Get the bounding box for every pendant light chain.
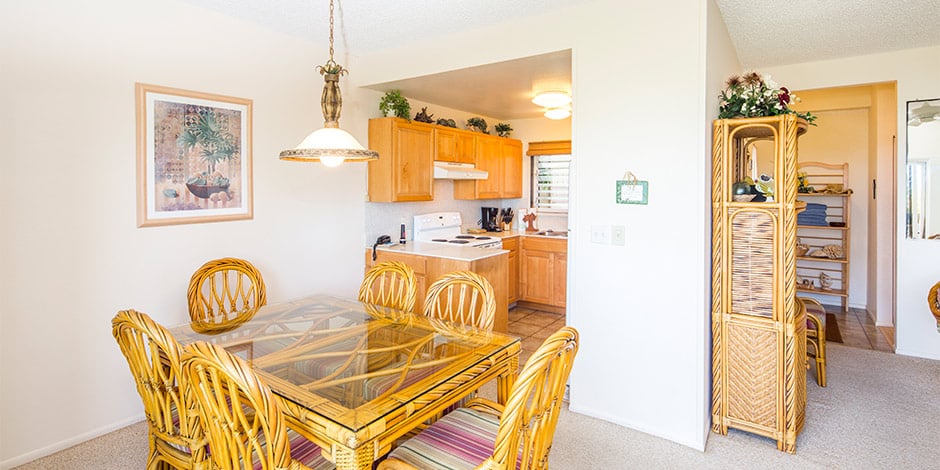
[319,0,346,76]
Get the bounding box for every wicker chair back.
[187,257,266,331]
[359,261,418,312]
[423,271,496,331]
[111,309,206,469]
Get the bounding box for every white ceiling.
[182,0,940,119]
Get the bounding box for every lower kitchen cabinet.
[502,236,520,304]
[365,248,509,333]
[520,236,567,311]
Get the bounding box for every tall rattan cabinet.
[711,115,808,453]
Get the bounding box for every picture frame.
[616,179,648,205]
[136,83,253,227]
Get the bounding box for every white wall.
[764,46,940,359]
[356,0,725,451]
[0,0,370,465]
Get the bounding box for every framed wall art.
[136,83,253,227]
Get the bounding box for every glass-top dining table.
[172,294,521,470]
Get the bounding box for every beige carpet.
[14,344,940,469]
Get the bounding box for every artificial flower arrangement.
[719,72,816,124]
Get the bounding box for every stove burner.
[448,240,470,244]
[431,239,449,242]
[474,236,492,240]
[455,235,476,239]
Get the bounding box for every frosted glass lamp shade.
[532,91,572,108]
[279,127,378,165]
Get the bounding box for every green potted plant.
[466,117,488,134]
[379,90,411,119]
[494,122,513,137]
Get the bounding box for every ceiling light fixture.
[280,0,378,167]
[532,90,572,108]
[544,106,572,120]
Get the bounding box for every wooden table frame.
[175,296,520,470]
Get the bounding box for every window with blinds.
[531,154,572,212]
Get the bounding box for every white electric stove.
[413,212,503,249]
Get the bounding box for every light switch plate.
[611,225,626,246]
[591,225,610,244]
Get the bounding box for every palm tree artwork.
[177,106,238,200]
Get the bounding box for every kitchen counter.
[479,229,568,239]
[375,241,507,262]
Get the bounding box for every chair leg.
[806,312,827,387]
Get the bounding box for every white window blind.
[532,154,572,211]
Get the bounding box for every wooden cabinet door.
[500,139,523,198]
[394,122,433,201]
[435,128,476,164]
[475,136,502,199]
[552,252,567,307]
[521,249,552,304]
[503,237,520,303]
[435,128,458,162]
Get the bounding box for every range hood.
[433,161,488,180]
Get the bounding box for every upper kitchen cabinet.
[500,139,523,199]
[368,118,434,202]
[454,135,523,200]
[435,127,475,164]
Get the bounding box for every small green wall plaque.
[616,180,648,205]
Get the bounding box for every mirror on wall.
[906,98,940,239]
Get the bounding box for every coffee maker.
[481,207,500,232]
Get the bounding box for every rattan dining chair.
[359,261,418,312]
[377,326,579,470]
[182,341,335,470]
[187,257,266,331]
[423,271,496,331]
[111,309,207,470]
[798,297,827,387]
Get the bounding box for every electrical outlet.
[611,225,626,246]
[590,225,610,244]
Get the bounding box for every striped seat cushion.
[386,407,518,469]
[248,429,334,470]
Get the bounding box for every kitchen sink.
[534,230,568,237]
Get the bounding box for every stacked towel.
[798,203,828,226]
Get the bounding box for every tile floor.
[509,304,896,356]
[821,305,894,353]
[508,306,567,365]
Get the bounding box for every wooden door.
[521,249,552,304]
[500,139,523,198]
[503,237,520,303]
[475,136,502,199]
[394,122,433,201]
[552,252,567,307]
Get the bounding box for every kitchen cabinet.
[502,236,520,303]
[365,248,509,333]
[519,236,567,312]
[435,128,475,164]
[454,135,523,200]
[367,118,434,202]
[500,139,523,199]
[795,162,851,312]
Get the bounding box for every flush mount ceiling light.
[532,90,572,108]
[544,106,572,120]
[279,0,378,167]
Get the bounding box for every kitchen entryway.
[508,306,566,365]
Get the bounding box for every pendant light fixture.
[280,0,378,167]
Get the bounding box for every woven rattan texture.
[379,326,578,470]
[423,271,496,331]
[359,261,418,312]
[726,323,777,428]
[182,341,313,470]
[731,210,775,318]
[112,310,207,469]
[187,257,266,331]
